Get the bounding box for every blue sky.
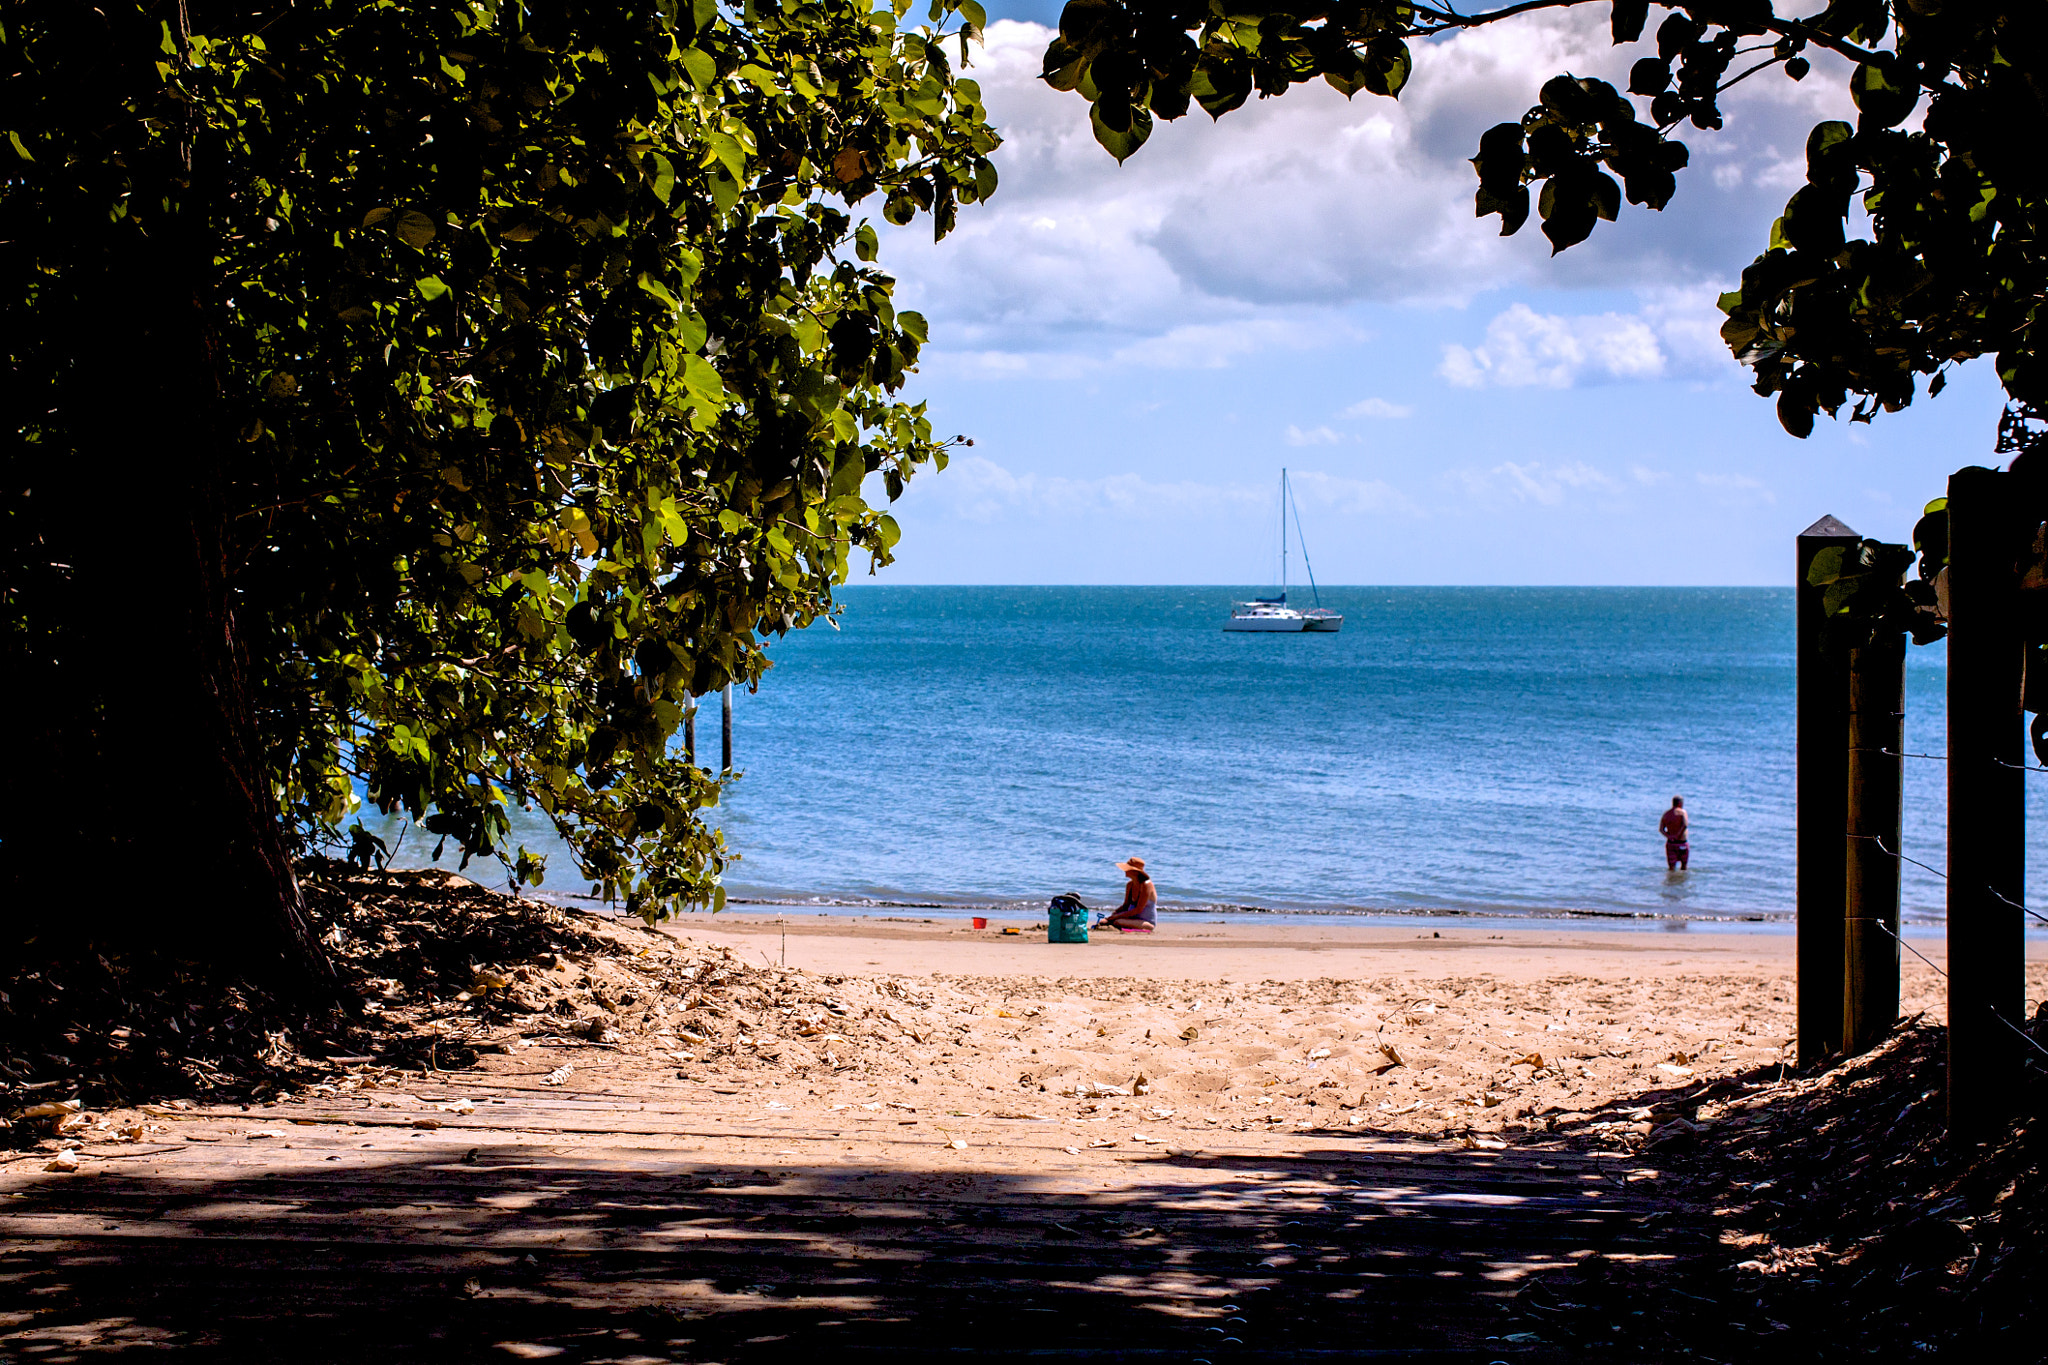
[865,6,2001,586]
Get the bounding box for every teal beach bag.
[1048,894,1089,944]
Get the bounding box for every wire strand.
[1856,919,2048,1062]
[1848,833,1950,883]
[1848,747,1949,761]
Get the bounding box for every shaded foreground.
[1,1110,1674,1362]
[3,877,2043,1360]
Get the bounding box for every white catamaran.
[1224,469,1343,633]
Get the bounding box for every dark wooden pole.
[1797,514,1860,1065]
[684,702,697,766]
[1843,625,1905,1054]
[721,682,734,775]
[1946,466,2027,1138]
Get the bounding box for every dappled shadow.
[1497,1022,2048,1361]
[0,1134,1694,1362]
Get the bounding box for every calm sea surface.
[384,586,2048,928]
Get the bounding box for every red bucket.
[971,916,988,930]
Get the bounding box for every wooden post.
[721,682,734,775]
[1842,625,1905,1054]
[1797,514,1860,1066]
[684,701,697,766]
[1946,466,2027,1138]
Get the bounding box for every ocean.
[378,586,2039,930]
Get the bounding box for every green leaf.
[394,209,438,249]
[1806,545,1847,587]
[1090,102,1153,162]
[648,152,677,205]
[681,46,717,89]
[415,275,449,301]
[876,513,901,550]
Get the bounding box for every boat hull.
[1302,614,1343,632]
[1223,615,1308,632]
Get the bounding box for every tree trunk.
[6,224,331,994]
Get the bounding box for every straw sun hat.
[1116,856,1147,875]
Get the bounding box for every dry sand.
[634,912,2024,1151]
[14,899,2048,1360]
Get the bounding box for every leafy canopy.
[1036,2,2045,445]
[3,0,999,916]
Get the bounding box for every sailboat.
[1224,469,1343,632]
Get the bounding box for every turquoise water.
[383,586,2030,926]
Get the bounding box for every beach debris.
[1132,1074,1152,1096]
[1071,1081,1128,1099]
[765,1101,791,1111]
[246,1129,289,1140]
[412,1117,443,1129]
[1377,1044,1405,1069]
[947,1139,967,1150]
[1647,1117,1703,1149]
[542,1063,574,1085]
[44,1152,81,1172]
[1062,1145,1081,1155]
[1657,1062,1695,1078]
[437,1099,478,1114]
[1180,1026,1200,1041]
[1513,1052,1545,1069]
[1308,1047,1331,1059]
[1131,1132,1164,1144]
[1088,1138,1117,1148]
[13,1099,81,1123]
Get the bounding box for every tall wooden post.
[721,682,734,775]
[684,701,697,766]
[1798,514,1860,1065]
[1843,625,1905,1054]
[1946,466,2027,1138]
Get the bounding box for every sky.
[858,3,2004,586]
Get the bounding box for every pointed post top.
[1799,514,1859,539]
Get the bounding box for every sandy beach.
[11,885,2047,1359]
[639,911,2035,1148]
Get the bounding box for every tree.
[2,0,999,982]
[1035,1,2044,454]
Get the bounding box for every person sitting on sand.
[1659,796,1690,871]
[1100,857,1158,932]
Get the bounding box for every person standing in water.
[1100,856,1158,932]
[1659,797,1690,870]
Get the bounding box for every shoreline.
[532,889,1986,938]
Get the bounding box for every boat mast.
[1280,469,1288,603]
[1287,476,1324,609]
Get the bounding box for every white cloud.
[1631,464,1673,485]
[1695,471,1776,505]
[1451,460,1620,505]
[910,455,1419,522]
[1343,397,1414,419]
[1286,424,1345,446]
[885,17,1856,350]
[1439,303,1665,388]
[1111,319,1348,370]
